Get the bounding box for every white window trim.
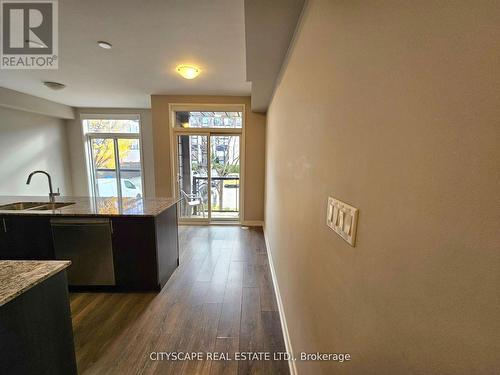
[80,114,145,199]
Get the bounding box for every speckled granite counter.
[0,196,179,217]
[0,260,77,373]
[0,260,71,307]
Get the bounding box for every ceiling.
[0,0,251,108]
[244,0,305,112]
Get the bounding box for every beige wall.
[265,1,500,374]
[151,95,266,222]
[66,108,155,198]
[0,106,73,196]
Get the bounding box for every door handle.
[2,218,6,233]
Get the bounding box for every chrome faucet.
[26,170,60,202]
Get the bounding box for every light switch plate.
[326,197,359,246]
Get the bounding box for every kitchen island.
[0,196,180,291]
[0,260,76,375]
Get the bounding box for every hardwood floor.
[70,225,289,375]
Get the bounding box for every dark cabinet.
[111,216,158,290]
[110,207,179,291]
[0,216,54,260]
[0,271,77,375]
[0,218,9,258]
[0,206,179,291]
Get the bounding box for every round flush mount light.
[97,41,112,49]
[176,64,200,79]
[43,81,66,90]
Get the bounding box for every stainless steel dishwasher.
[50,218,116,286]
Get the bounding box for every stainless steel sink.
[0,202,75,211]
[0,202,48,210]
[31,202,75,210]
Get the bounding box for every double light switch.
[326,197,358,246]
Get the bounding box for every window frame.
[175,111,243,130]
[81,114,145,200]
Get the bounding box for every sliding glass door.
[175,131,242,223]
[210,135,240,220]
[173,108,244,223]
[176,134,209,220]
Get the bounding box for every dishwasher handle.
[50,218,111,226]
[50,218,114,234]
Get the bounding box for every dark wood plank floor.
[70,226,289,375]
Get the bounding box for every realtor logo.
[1,0,58,69]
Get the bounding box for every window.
[174,111,242,129]
[82,116,144,199]
[83,118,140,133]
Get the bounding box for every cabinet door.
[0,216,54,260]
[0,217,11,259]
[111,217,158,290]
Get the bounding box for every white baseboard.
[179,220,263,227]
[263,225,298,375]
[241,220,264,226]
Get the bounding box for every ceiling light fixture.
[43,81,66,90]
[97,41,112,49]
[176,65,200,79]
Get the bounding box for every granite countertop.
[0,260,71,307]
[0,196,180,217]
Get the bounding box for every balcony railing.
[192,176,239,214]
